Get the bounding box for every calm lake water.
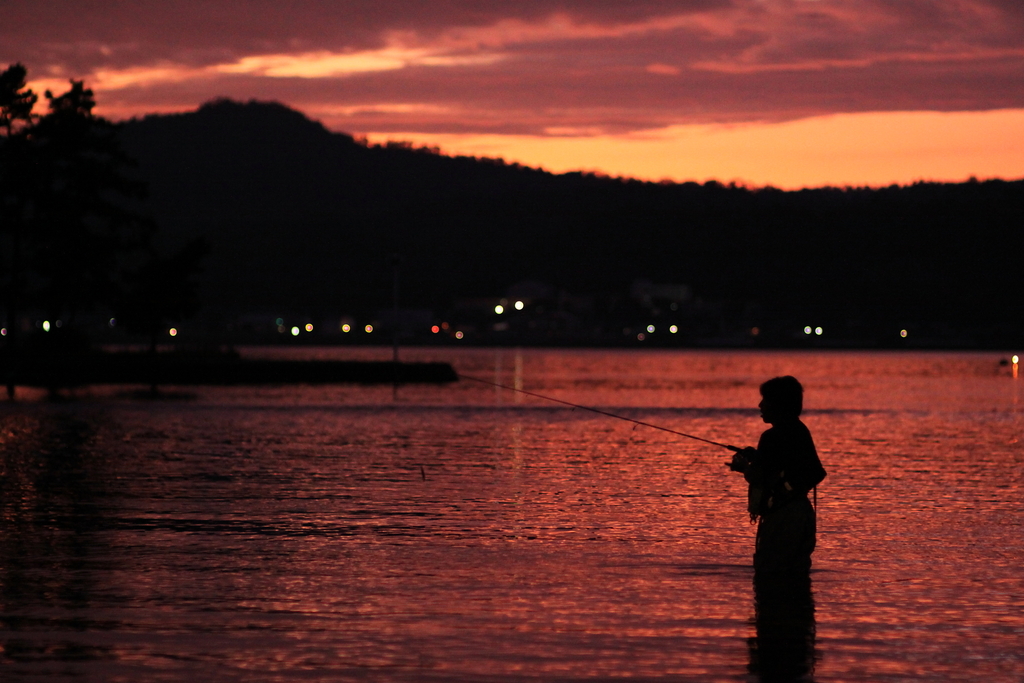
[1,348,1022,682]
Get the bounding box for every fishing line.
[459,373,740,452]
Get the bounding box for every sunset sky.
[5,0,1024,188]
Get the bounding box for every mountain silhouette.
[118,99,1024,343]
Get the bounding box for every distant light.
[441,322,450,330]
[646,325,655,333]
[669,325,678,334]
[305,323,313,332]
[751,327,760,336]
[455,330,464,339]
[55,320,62,328]
[814,327,823,336]
[291,326,300,336]
[169,328,178,337]
[341,323,351,333]
[637,332,646,341]
[804,326,812,335]
[0,328,6,336]
[364,324,373,333]
[277,325,286,334]
[514,301,524,310]
[275,318,284,326]
[900,329,908,338]
[494,305,504,315]
[1013,355,1019,364]
[431,325,440,334]
[42,320,51,332]
[109,318,116,327]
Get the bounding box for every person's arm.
[728,447,758,476]
[784,426,826,495]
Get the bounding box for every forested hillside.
[118,99,1024,343]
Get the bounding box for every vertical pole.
[391,253,401,399]
[5,222,22,399]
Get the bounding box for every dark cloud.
[3,0,1023,134]
[2,0,731,67]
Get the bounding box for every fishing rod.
[459,372,741,452]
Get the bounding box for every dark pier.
[0,353,458,388]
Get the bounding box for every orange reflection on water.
[0,349,1021,680]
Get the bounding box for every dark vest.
[746,419,826,516]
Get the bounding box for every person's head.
[759,375,803,423]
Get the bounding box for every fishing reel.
[727,446,756,472]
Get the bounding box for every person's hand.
[727,447,756,472]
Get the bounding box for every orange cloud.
[645,63,681,76]
[215,48,502,79]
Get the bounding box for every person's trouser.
[754,495,816,574]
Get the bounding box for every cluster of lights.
[494,300,526,315]
[803,326,824,336]
[37,320,64,332]
[337,322,372,334]
[628,323,682,340]
[275,318,317,336]
[347,321,481,335]
[428,322,464,339]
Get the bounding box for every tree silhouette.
[27,79,153,322]
[2,63,208,397]
[0,63,36,136]
[116,237,210,352]
[1,64,38,354]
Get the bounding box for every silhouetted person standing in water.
[730,376,826,574]
[730,377,824,679]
